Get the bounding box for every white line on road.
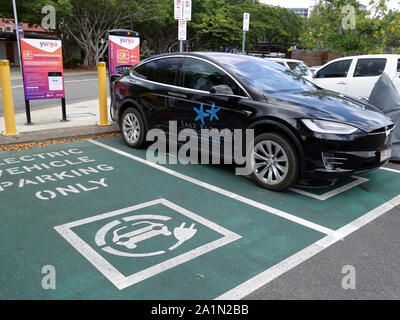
[87,139,334,235]
[216,194,400,300]
[88,139,400,299]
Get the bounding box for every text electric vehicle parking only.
[110,52,394,191]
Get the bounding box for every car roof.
[140,51,286,67]
[328,54,400,62]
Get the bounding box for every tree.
[191,0,304,51]
[300,0,393,55]
[135,0,178,55]
[60,0,156,66]
[384,11,400,53]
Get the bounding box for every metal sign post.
[175,0,191,53]
[242,12,250,54]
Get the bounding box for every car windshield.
[213,54,317,94]
[287,61,313,76]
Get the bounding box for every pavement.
[0,97,119,146]
[0,67,117,145]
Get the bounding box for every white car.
[312,54,400,99]
[263,58,314,80]
[309,66,321,74]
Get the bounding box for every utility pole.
[242,12,250,54]
[12,0,23,74]
[175,0,191,53]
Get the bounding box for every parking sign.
[183,0,192,21]
[243,12,250,31]
[174,0,183,20]
[178,20,187,41]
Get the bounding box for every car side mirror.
[210,85,234,96]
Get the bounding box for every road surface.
[0,72,107,116]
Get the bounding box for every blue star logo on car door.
[194,103,220,125]
[194,104,210,125]
[207,103,220,121]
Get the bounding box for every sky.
[259,0,399,11]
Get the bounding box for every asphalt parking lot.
[1,135,400,300]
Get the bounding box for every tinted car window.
[397,59,400,72]
[214,55,317,94]
[317,60,352,78]
[133,58,181,85]
[182,58,243,95]
[353,58,387,77]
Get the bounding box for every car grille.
[369,124,395,135]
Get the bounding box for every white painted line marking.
[54,198,241,290]
[216,194,400,300]
[380,166,400,174]
[87,139,334,235]
[289,176,369,201]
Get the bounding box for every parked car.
[263,58,314,80]
[111,52,394,191]
[309,66,321,74]
[312,54,400,99]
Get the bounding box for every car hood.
[268,89,393,133]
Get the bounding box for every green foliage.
[300,0,398,55]
[2,0,398,58]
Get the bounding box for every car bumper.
[301,130,393,178]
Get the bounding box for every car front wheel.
[250,133,299,191]
[120,107,146,148]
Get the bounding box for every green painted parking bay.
[98,136,400,230]
[0,140,324,299]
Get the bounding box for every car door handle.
[168,92,187,99]
[337,81,346,85]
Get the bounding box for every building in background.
[0,18,80,67]
[261,0,314,18]
[287,7,312,18]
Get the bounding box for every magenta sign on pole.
[20,38,65,100]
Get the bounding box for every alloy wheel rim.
[253,140,289,185]
[122,113,140,144]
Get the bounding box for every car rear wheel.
[250,133,299,191]
[120,107,146,148]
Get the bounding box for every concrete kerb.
[0,123,120,146]
[0,97,117,146]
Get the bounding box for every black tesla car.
[111,52,394,191]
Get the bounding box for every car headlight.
[301,119,358,134]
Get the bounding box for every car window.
[287,61,312,76]
[273,61,285,67]
[182,57,244,96]
[217,55,317,94]
[132,58,181,85]
[397,59,400,73]
[353,58,387,77]
[317,60,352,78]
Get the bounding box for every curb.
[0,123,120,147]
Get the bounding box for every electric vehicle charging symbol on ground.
[95,214,197,257]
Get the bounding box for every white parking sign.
[243,12,250,31]
[178,20,187,41]
[174,0,183,20]
[183,0,192,21]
